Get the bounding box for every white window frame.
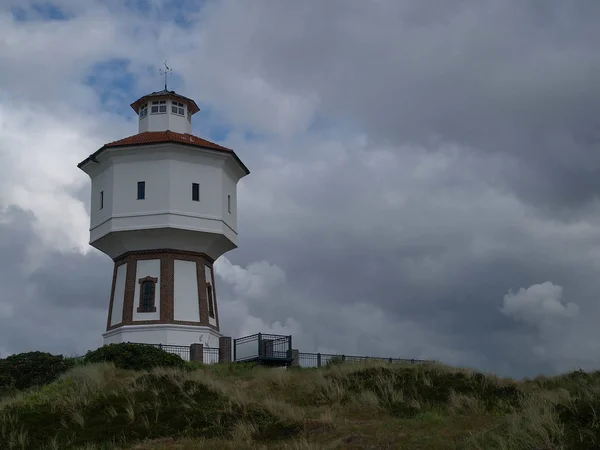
[139,103,148,119]
[151,100,167,114]
[171,101,185,116]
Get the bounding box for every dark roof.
[77,130,249,174]
[130,90,200,115]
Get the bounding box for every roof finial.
[159,60,173,91]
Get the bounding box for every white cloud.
[0,102,100,256]
[215,257,286,300]
[500,281,579,326]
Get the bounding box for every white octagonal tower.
[78,89,249,349]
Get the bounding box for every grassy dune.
[1,359,599,449]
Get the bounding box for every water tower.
[78,82,249,349]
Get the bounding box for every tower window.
[206,281,215,318]
[227,195,231,213]
[100,191,104,210]
[151,100,167,114]
[137,277,158,313]
[187,110,191,123]
[192,183,200,202]
[171,101,185,115]
[139,103,148,119]
[137,181,145,200]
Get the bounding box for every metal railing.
[203,347,220,364]
[297,352,429,368]
[99,341,432,367]
[132,342,191,361]
[233,333,292,362]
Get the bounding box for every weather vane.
[159,60,173,90]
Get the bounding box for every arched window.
[137,276,158,313]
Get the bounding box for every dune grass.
[1,359,600,449]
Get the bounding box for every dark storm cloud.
[0,207,106,356]
[218,130,600,377]
[202,0,600,211]
[28,250,112,308]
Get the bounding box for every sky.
[1,0,600,379]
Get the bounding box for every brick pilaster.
[190,343,204,363]
[219,336,232,363]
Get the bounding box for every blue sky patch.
[123,0,206,28]
[85,59,137,118]
[193,106,233,142]
[244,130,269,142]
[12,3,71,22]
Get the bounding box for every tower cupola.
[131,90,200,135]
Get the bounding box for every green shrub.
[0,351,75,391]
[0,372,302,449]
[84,343,186,371]
[337,366,524,418]
[556,392,600,450]
[0,365,15,394]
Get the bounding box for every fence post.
[317,353,322,368]
[158,343,162,350]
[289,335,292,354]
[389,357,392,363]
[190,343,204,363]
[257,333,262,357]
[342,355,346,362]
[219,336,232,364]
[290,349,300,368]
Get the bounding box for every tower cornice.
[77,130,250,176]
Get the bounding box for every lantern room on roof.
[131,89,200,134]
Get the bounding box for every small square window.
[192,183,200,202]
[151,100,167,114]
[137,181,145,200]
[227,195,231,213]
[100,191,104,210]
[171,102,185,115]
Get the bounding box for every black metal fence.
[133,343,191,361]
[233,333,292,362]
[203,347,220,364]
[118,340,431,367]
[297,352,429,368]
